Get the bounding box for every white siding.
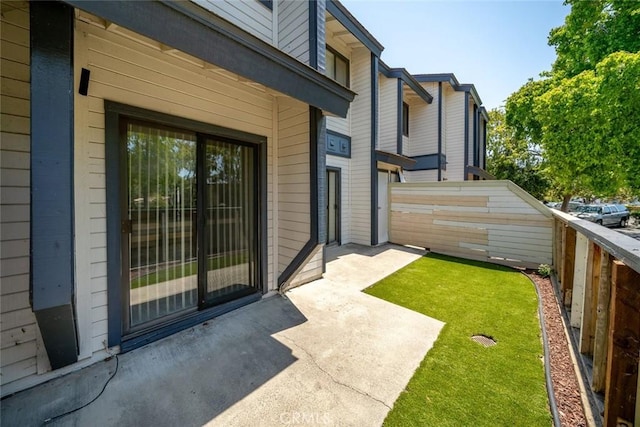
[277,103,310,274]
[409,82,438,157]
[0,3,39,388]
[326,154,351,244]
[289,244,323,287]
[389,181,553,269]
[405,170,438,182]
[444,88,465,181]
[324,19,351,136]
[75,20,276,355]
[193,0,274,44]
[378,75,397,152]
[278,0,309,64]
[349,48,372,245]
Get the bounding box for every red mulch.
[526,271,588,427]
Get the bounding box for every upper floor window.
[257,0,273,10]
[402,102,409,136]
[326,46,349,87]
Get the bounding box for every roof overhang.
[375,150,417,169]
[379,61,433,104]
[326,0,384,56]
[414,73,482,106]
[479,106,489,122]
[64,0,355,117]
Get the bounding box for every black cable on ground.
[524,272,562,427]
[43,355,119,425]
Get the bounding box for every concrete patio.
[1,244,444,427]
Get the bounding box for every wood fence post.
[571,233,589,327]
[593,251,612,392]
[604,261,640,427]
[562,227,577,307]
[579,241,598,354]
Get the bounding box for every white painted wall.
[444,88,465,181]
[409,82,438,158]
[193,0,275,44]
[406,100,432,157]
[378,75,397,152]
[389,181,553,269]
[276,102,310,274]
[349,48,372,245]
[0,3,39,389]
[405,170,438,182]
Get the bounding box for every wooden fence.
[553,210,640,427]
[389,181,553,269]
[388,181,640,425]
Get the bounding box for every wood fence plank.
[579,241,597,354]
[593,251,612,392]
[581,244,601,355]
[562,227,577,307]
[604,261,640,427]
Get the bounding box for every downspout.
[371,53,379,246]
[483,118,487,170]
[396,78,403,155]
[463,91,469,180]
[473,104,478,169]
[437,82,442,181]
[30,1,79,369]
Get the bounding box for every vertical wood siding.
[389,181,553,269]
[444,89,464,180]
[193,0,274,44]
[349,48,371,245]
[0,3,39,387]
[326,155,351,244]
[276,103,310,274]
[277,0,309,64]
[377,75,396,152]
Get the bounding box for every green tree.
[506,0,640,210]
[486,108,549,200]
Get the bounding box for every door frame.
[104,101,267,350]
[326,166,341,246]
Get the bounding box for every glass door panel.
[203,139,258,305]
[127,122,198,328]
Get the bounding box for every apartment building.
[0,0,488,394]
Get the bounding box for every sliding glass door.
[124,120,259,333]
[203,139,258,305]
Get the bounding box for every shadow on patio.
[1,244,443,427]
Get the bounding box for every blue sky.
[340,0,570,110]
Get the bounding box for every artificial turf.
[364,253,551,427]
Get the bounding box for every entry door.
[378,171,389,243]
[124,119,259,333]
[326,168,340,245]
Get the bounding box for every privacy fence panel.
[389,181,553,269]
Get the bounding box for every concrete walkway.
[1,244,444,427]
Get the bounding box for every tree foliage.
[505,0,640,206]
[486,108,549,200]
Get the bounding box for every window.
[257,0,273,10]
[402,102,409,136]
[326,46,349,87]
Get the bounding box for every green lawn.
[364,253,551,427]
[131,252,247,289]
